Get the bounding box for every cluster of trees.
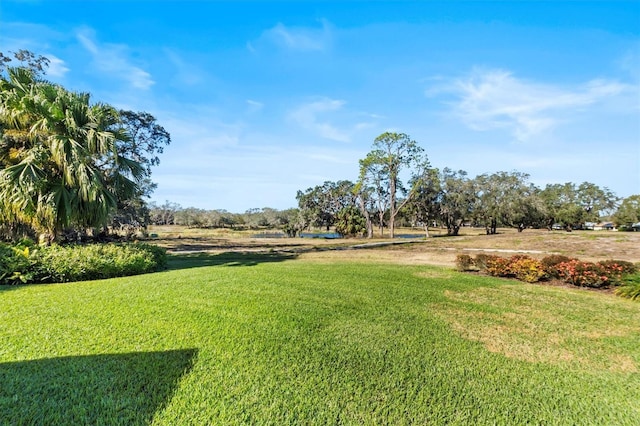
[295,132,636,238]
[148,131,636,240]
[148,202,303,233]
[147,202,307,237]
[0,50,169,242]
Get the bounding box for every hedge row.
[456,253,639,297]
[0,242,167,285]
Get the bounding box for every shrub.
[508,256,547,283]
[596,260,637,284]
[455,254,476,271]
[481,255,547,283]
[0,243,166,285]
[0,243,35,284]
[35,243,167,283]
[485,256,513,277]
[615,273,640,301]
[135,243,168,270]
[541,255,575,278]
[335,206,367,237]
[555,260,612,288]
[474,253,499,271]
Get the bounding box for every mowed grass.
[1,252,639,425]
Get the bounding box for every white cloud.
[429,68,631,141]
[288,98,351,142]
[246,99,264,113]
[44,54,69,77]
[76,27,154,90]
[256,20,332,52]
[288,98,380,143]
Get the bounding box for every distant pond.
[300,232,342,239]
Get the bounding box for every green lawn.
[1,252,639,425]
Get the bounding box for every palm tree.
[0,66,144,241]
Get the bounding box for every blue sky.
[1,1,639,212]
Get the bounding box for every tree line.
[148,131,638,239]
[147,202,303,236]
[296,132,637,237]
[0,50,170,243]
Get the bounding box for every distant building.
[593,222,615,231]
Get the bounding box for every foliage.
[149,201,182,225]
[474,171,545,234]
[108,110,171,232]
[0,52,148,241]
[596,259,637,277]
[615,273,640,301]
[278,208,307,237]
[358,132,428,238]
[296,180,356,231]
[555,260,613,288]
[0,242,36,284]
[0,242,166,284]
[540,254,576,278]
[334,205,367,237]
[485,255,515,277]
[455,254,476,271]
[612,194,640,227]
[35,243,167,283]
[403,167,441,237]
[540,182,618,230]
[463,253,635,290]
[0,50,50,76]
[508,255,547,283]
[473,253,499,271]
[438,168,475,236]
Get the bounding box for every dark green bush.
[0,243,36,284]
[615,273,640,301]
[0,243,166,285]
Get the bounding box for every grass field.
[1,250,639,424]
[148,225,640,265]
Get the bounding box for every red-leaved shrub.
[541,255,575,278]
[555,260,611,288]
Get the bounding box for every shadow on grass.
[166,251,299,270]
[0,349,197,425]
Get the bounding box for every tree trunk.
[423,224,430,238]
[390,217,395,238]
[389,172,396,239]
[357,197,374,239]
